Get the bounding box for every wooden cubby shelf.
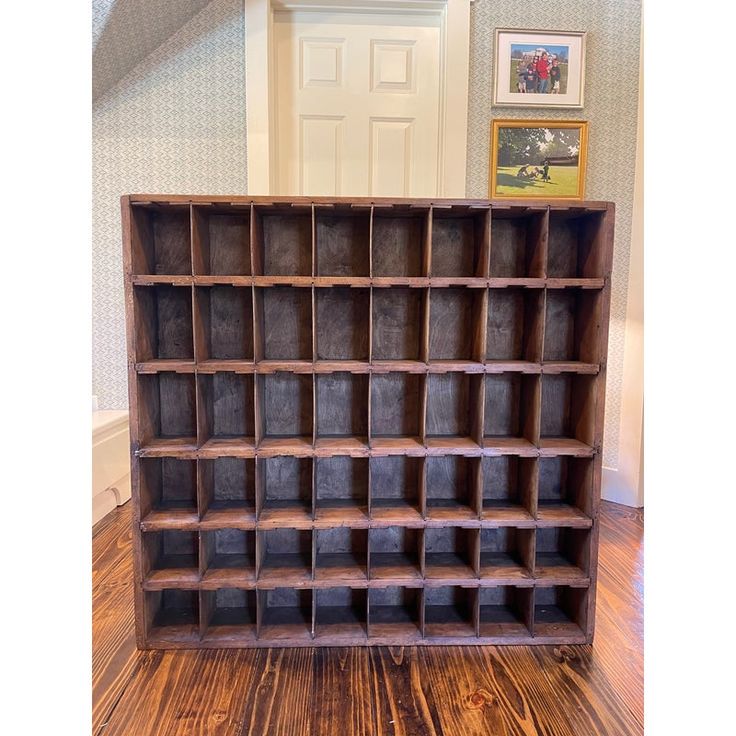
[124,195,613,647]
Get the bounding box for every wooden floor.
[93,501,643,735]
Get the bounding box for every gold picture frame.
[489,119,588,200]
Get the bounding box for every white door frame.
[244,0,470,196]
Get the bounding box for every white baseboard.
[602,466,643,508]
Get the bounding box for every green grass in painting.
[495,166,580,197]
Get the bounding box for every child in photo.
[550,59,561,93]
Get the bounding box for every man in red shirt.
[536,52,551,93]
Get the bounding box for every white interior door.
[273,10,442,197]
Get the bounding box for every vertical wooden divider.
[472,456,483,520]
[470,373,485,449]
[523,457,539,522]
[529,206,550,279]
[471,586,480,637]
[418,456,428,520]
[470,526,481,578]
[256,589,264,640]
[523,586,535,638]
[199,589,210,640]
[311,588,317,640]
[419,527,426,579]
[191,204,207,276]
[419,587,427,638]
[254,456,264,521]
[250,203,264,276]
[478,206,492,279]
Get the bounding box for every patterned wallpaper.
[92,0,640,469]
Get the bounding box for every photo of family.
[510,44,569,95]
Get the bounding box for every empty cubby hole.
[489,209,546,278]
[537,456,594,520]
[425,373,482,444]
[369,456,422,518]
[315,587,367,639]
[316,373,369,440]
[201,589,257,640]
[424,527,478,578]
[137,373,197,446]
[314,456,369,520]
[258,588,313,641]
[256,286,312,362]
[371,287,425,362]
[368,586,422,638]
[315,528,368,581]
[202,529,256,575]
[139,457,197,517]
[481,456,536,519]
[486,288,544,362]
[534,585,588,636]
[370,373,423,440]
[478,586,532,638]
[198,373,255,446]
[424,586,477,638]
[430,206,490,278]
[130,204,191,275]
[146,589,199,640]
[315,207,370,276]
[315,287,369,361]
[199,457,256,516]
[257,373,313,447]
[428,288,485,361]
[483,373,539,444]
[134,285,193,362]
[142,530,199,575]
[540,374,597,447]
[425,456,480,520]
[258,456,312,522]
[192,206,251,275]
[535,527,591,578]
[369,527,422,580]
[543,289,602,363]
[480,528,534,579]
[258,528,312,582]
[254,205,312,276]
[372,207,429,277]
[195,286,254,362]
[547,210,607,278]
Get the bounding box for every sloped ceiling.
[93,0,212,101]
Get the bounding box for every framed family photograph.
[493,28,586,108]
[489,119,588,200]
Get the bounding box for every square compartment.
[535,527,591,580]
[315,587,367,640]
[425,373,482,450]
[369,527,422,581]
[315,288,370,361]
[199,457,256,522]
[197,373,255,452]
[137,373,197,449]
[481,456,536,522]
[314,456,369,522]
[258,588,313,641]
[543,290,602,364]
[370,373,423,448]
[430,207,490,278]
[368,586,422,639]
[255,206,312,276]
[195,286,254,362]
[478,587,532,638]
[534,585,588,637]
[257,373,313,452]
[489,210,546,278]
[315,373,369,450]
[258,456,313,523]
[372,208,429,277]
[537,456,594,523]
[424,586,477,638]
[540,374,597,451]
[142,530,199,581]
[139,457,197,519]
[428,288,484,362]
[130,205,191,275]
[258,528,312,583]
[146,589,199,642]
[547,210,607,279]
[256,286,312,362]
[315,528,368,581]
[201,589,257,642]
[315,208,370,276]
[371,288,426,363]
[486,288,544,363]
[425,456,479,521]
[369,456,423,521]
[424,527,478,579]
[201,529,256,584]
[134,285,193,362]
[483,374,539,451]
[479,528,534,581]
[192,207,251,275]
